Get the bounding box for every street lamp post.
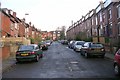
[25,13,29,23]
[24,13,29,38]
[97,25,100,42]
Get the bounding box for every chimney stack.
[22,18,25,22]
[99,0,104,9]
[29,22,31,26]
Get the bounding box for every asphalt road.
[2,42,120,78]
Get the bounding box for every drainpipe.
[97,25,100,42]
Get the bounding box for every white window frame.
[15,23,17,29]
[108,8,112,19]
[118,22,120,35]
[117,4,120,18]
[109,22,112,35]
[10,23,14,30]
[96,16,98,25]
[100,12,102,22]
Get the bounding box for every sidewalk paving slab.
[105,52,115,60]
[2,56,16,73]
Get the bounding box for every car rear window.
[19,45,34,51]
[91,44,103,48]
[76,42,85,46]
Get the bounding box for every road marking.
[66,47,69,48]
[70,61,78,64]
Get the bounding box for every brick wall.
[2,46,10,60]
[1,11,11,37]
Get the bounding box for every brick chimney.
[22,18,25,22]
[99,0,104,9]
[2,8,8,13]
[29,22,31,26]
[8,9,13,15]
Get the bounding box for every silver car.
[73,41,85,52]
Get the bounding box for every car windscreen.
[91,44,103,48]
[19,45,34,51]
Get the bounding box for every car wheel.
[114,64,120,76]
[85,52,89,58]
[16,59,20,63]
[74,48,76,51]
[40,54,43,58]
[35,55,39,62]
[80,51,83,56]
[101,55,105,58]
[80,52,83,55]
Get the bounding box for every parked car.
[61,40,68,45]
[45,40,52,46]
[68,40,75,49]
[16,44,43,62]
[81,42,105,58]
[114,49,120,76]
[38,41,48,50]
[73,41,85,52]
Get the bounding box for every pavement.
[1,52,115,74]
[2,56,16,73]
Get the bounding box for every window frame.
[109,23,113,35]
[117,4,120,19]
[117,22,120,35]
[108,8,112,20]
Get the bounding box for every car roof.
[75,41,85,43]
[21,44,38,47]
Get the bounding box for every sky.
[1,0,105,31]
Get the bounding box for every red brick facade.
[1,8,42,60]
[66,0,120,46]
[1,8,11,37]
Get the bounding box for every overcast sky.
[1,0,105,31]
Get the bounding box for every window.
[102,13,105,23]
[10,23,14,30]
[27,27,29,32]
[96,16,98,25]
[118,23,120,35]
[32,31,34,35]
[19,45,34,51]
[91,43,103,48]
[100,25,104,36]
[15,23,17,29]
[84,43,89,47]
[100,12,102,22]
[92,18,94,25]
[109,23,112,35]
[35,46,39,50]
[117,5,120,18]
[108,9,112,19]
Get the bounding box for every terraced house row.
[0,8,42,60]
[66,0,120,50]
[0,8,41,39]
